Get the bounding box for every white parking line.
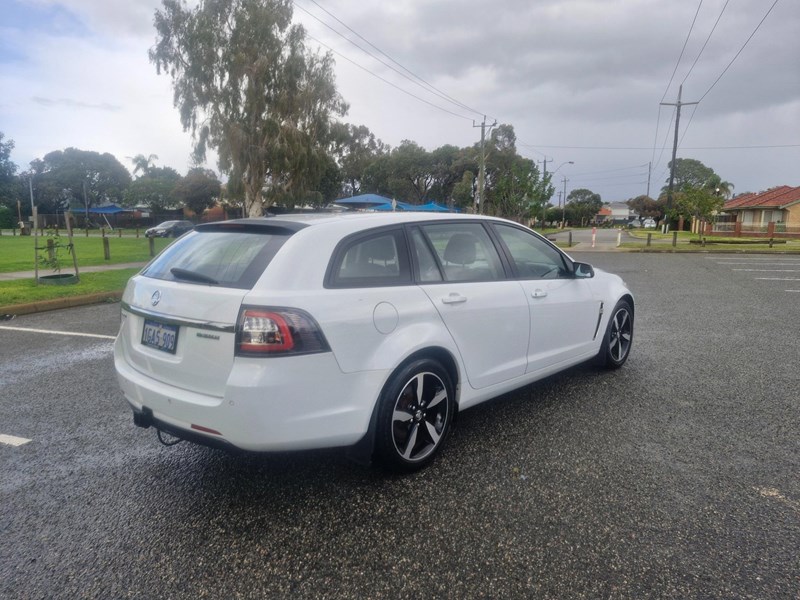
[0,326,115,340]
[0,434,32,446]
[755,278,800,281]
[732,269,800,272]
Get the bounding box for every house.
[721,186,800,234]
[595,202,639,225]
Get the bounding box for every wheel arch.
[345,345,462,466]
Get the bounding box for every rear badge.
[196,332,220,341]
[151,290,161,306]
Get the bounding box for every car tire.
[598,300,633,369]
[374,359,454,473]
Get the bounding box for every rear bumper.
[132,405,239,452]
[115,340,389,453]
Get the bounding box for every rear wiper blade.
[170,267,219,285]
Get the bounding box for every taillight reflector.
[239,310,294,352]
[236,307,330,356]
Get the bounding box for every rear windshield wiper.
[170,267,219,285]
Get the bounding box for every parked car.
[642,218,657,229]
[115,213,634,471]
[144,220,194,238]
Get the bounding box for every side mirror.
[573,262,595,278]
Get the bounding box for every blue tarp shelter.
[333,194,393,209]
[415,201,453,212]
[85,204,129,214]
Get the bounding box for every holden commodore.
[114,212,633,471]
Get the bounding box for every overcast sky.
[1,0,798,203]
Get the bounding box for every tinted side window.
[493,224,570,279]
[410,228,443,283]
[420,223,504,282]
[329,230,411,287]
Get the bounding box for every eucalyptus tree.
[150,0,348,216]
[330,123,388,197]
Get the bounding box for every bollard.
[616,230,622,247]
[672,231,678,247]
[769,238,774,248]
[47,238,55,262]
[103,236,111,260]
[568,231,572,247]
[136,227,140,239]
[149,237,155,257]
[85,227,89,237]
[702,237,706,247]
[646,233,652,247]
[118,228,122,238]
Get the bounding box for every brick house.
[721,186,800,235]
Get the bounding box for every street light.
[539,159,573,229]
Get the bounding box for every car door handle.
[531,289,547,299]
[441,293,468,305]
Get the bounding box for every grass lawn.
[0,234,171,273]
[0,269,138,307]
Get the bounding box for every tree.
[150,0,348,217]
[662,158,733,197]
[173,168,221,215]
[28,148,131,215]
[671,187,724,227]
[329,123,388,197]
[0,132,19,212]
[123,166,181,213]
[565,188,603,226]
[129,153,159,178]
[626,195,662,219]
[492,157,551,222]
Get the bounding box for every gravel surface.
[1,253,797,599]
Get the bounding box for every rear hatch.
[117,221,300,397]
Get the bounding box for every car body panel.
[115,212,634,454]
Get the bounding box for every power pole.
[473,116,497,214]
[561,176,568,227]
[646,161,652,198]
[538,157,551,228]
[660,84,698,232]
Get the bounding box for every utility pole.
[561,176,568,227]
[538,157,551,229]
[646,161,652,198]
[473,116,497,214]
[660,84,698,232]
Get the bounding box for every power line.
[522,143,798,150]
[570,163,650,177]
[296,0,484,118]
[681,0,731,86]
[660,0,704,103]
[295,0,485,120]
[697,0,781,103]
[305,33,475,122]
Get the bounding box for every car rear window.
[141,228,293,289]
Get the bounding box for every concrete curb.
[1,291,123,317]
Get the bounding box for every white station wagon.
[114,212,634,471]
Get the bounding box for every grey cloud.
[32,96,122,111]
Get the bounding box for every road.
[1,253,798,599]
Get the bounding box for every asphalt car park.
[1,252,798,599]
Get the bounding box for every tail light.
[236,307,330,356]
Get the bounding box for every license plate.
[141,319,179,354]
